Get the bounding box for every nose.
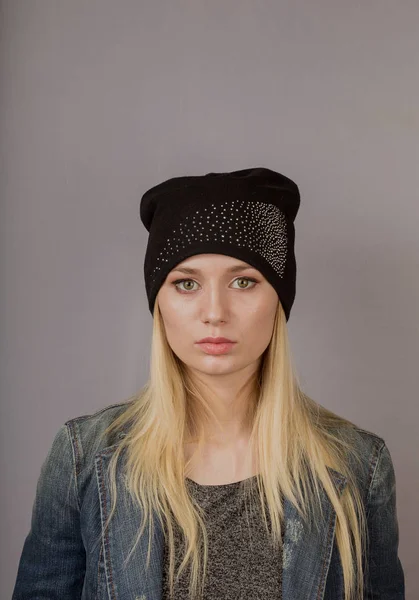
[201,284,229,324]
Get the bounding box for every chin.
[197,358,238,372]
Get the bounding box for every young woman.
[13,167,405,599]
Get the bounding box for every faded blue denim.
[13,402,405,599]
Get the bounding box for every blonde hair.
[102,299,368,600]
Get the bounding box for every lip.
[195,337,236,356]
[197,337,235,343]
[196,341,236,355]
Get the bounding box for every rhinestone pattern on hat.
[149,198,288,286]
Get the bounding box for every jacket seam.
[65,420,82,511]
[97,535,104,595]
[366,440,385,506]
[316,508,337,599]
[97,453,117,600]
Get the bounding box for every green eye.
[174,279,198,292]
[232,277,257,289]
[172,277,257,293]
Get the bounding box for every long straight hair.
[102,299,368,600]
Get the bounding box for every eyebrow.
[171,263,256,275]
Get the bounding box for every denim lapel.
[95,443,165,600]
[282,467,347,599]
[95,442,347,600]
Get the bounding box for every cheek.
[243,311,276,350]
[163,317,192,354]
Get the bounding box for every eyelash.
[172,277,258,293]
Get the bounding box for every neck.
[184,362,260,445]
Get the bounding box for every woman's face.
[156,254,279,376]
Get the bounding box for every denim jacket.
[13,401,405,600]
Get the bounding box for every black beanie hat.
[139,167,300,321]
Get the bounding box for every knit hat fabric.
[139,167,300,321]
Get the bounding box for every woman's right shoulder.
[58,399,135,472]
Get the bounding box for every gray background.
[1,1,418,597]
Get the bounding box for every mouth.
[197,337,235,344]
[195,341,236,355]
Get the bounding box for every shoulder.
[351,424,386,452]
[329,422,394,497]
[325,419,387,460]
[62,399,134,472]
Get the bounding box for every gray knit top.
[161,475,283,599]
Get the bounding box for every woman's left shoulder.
[333,423,397,497]
[350,424,387,453]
